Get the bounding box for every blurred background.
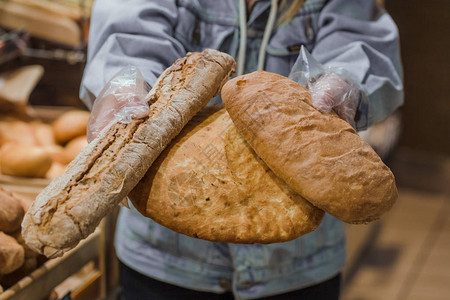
[342,1,450,300]
[0,0,449,299]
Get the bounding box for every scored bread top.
[22,50,236,258]
[130,107,324,243]
[222,71,397,224]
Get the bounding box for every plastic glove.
[86,65,151,143]
[310,72,360,128]
[86,65,151,209]
[289,47,363,128]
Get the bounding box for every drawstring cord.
[237,0,278,75]
[258,0,278,70]
[237,0,247,76]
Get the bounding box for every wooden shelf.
[0,228,104,300]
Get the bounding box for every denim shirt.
[80,0,403,298]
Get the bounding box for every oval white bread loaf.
[130,107,324,243]
[222,71,397,224]
[0,143,52,178]
[42,144,66,164]
[52,111,90,144]
[62,135,88,163]
[22,49,236,258]
[45,162,67,179]
[0,121,36,146]
[31,122,56,146]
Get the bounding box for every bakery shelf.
[0,174,51,198]
[0,227,106,300]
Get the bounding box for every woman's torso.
[116,1,346,299]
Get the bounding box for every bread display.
[52,110,90,144]
[0,232,25,275]
[0,257,38,290]
[42,144,66,165]
[0,143,53,178]
[45,162,67,179]
[62,135,88,163]
[0,121,36,146]
[130,107,324,243]
[31,122,56,146]
[0,186,44,290]
[22,49,236,258]
[17,194,33,213]
[0,187,25,233]
[222,71,397,224]
[0,113,89,179]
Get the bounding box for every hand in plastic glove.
[86,66,150,208]
[289,47,363,128]
[86,66,150,143]
[310,72,360,128]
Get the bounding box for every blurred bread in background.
[0,110,89,179]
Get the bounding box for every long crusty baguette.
[22,49,236,258]
[130,107,324,243]
[222,71,397,224]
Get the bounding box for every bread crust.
[0,232,24,275]
[52,111,90,144]
[22,49,236,258]
[222,71,397,224]
[0,143,52,178]
[129,107,324,243]
[0,187,25,233]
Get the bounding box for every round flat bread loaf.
[222,71,398,224]
[129,107,323,243]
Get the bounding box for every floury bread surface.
[22,49,236,258]
[222,71,398,224]
[130,107,324,243]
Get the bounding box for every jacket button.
[219,278,232,291]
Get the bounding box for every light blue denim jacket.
[80,0,403,298]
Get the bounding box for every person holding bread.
[80,0,403,299]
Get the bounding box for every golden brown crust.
[129,107,323,243]
[0,121,36,146]
[62,135,88,163]
[0,232,24,275]
[31,122,56,146]
[52,111,90,144]
[22,49,236,258]
[10,230,39,260]
[222,71,397,224]
[0,143,52,178]
[0,187,25,233]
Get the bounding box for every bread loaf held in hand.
[222,71,397,224]
[130,107,324,243]
[22,49,236,258]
